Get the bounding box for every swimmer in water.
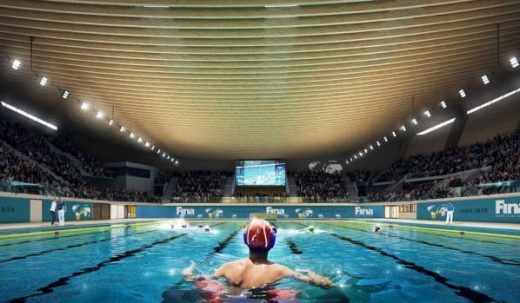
[204,225,211,232]
[183,219,333,291]
[372,224,382,233]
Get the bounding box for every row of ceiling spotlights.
[8,57,179,165]
[345,56,519,165]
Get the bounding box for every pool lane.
[321,222,520,267]
[313,222,519,303]
[1,223,231,302]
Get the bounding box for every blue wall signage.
[42,200,93,222]
[417,197,520,223]
[0,197,30,223]
[136,205,385,219]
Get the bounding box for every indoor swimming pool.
[0,221,518,302]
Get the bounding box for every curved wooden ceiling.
[0,0,519,160]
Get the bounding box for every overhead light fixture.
[358,152,363,156]
[264,4,299,8]
[162,153,166,158]
[108,119,114,126]
[354,155,358,159]
[481,75,490,85]
[392,131,397,137]
[174,160,179,165]
[364,148,368,153]
[61,90,69,99]
[417,118,456,136]
[350,157,353,162]
[1,101,57,131]
[167,155,170,160]
[39,77,48,86]
[383,136,388,142]
[345,160,349,164]
[411,118,418,125]
[510,56,519,68]
[119,126,126,132]
[95,111,104,119]
[369,145,374,150]
[157,149,161,154]
[467,88,520,114]
[423,110,431,118]
[440,101,447,109]
[137,137,142,143]
[80,101,90,111]
[151,145,155,151]
[171,158,174,162]
[399,125,406,132]
[145,142,150,147]
[376,141,380,146]
[458,89,466,98]
[129,132,135,139]
[11,59,21,70]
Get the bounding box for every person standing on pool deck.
[57,197,66,226]
[183,218,333,291]
[49,196,58,225]
[446,201,454,224]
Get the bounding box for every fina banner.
[417,197,520,223]
[136,205,384,219]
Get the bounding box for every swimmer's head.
[204,225,210,232]
[243,218,276,250]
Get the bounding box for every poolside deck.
[366,218,520,231]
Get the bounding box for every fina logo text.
[266,207,285,215]
[355,207,374,216]
[496,200,519,215]
[176,206,195,216]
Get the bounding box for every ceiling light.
[119,126,125,132]
[108,119,113,126]
[458,89,466,98]
[364,148,368,153]
[383,136,388,142]
[1,101,57,131]
[95,111,104,119]
[354,155,358,159]
[61,90,69,99]
[157,149,161,154]
[162,153,166,158]
[440,101,447,109]
[467,88,520,114]
[481,75,490,85]
[400,125,406,132]
[369,145,374,150]
[350,157,353,162]
[11,59,21,70]
[174,160,179,165]
[359,152,363,156]
[345,160,349,164]
[167,155,170,160]
[151,145,155,151]
[39,77,48,86]
[129,132,135,139]
[376,141,380,146]
[392,131,397,137]
[423,110,431,118]
[80,102,90,111]
[510,56,519,68]
[137,137,142,143]
[171,158,174,162]
[411,118,418,125]
[417,118,456,136]
[145,142,150,147]
[264,4,299,8]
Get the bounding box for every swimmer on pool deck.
[183,218,333,293]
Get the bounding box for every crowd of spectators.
[294,171,350,201]
[46,135,112,177]
[377,130,519,182]
[170,171,229,202]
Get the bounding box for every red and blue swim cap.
[243,218,276,250]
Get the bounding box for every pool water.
[0,221,519,303]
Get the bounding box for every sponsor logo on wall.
[205,208,223,218]
[176,206,195,217]
[354,207,374,216]
[496,200,520,217]
[295,208,313,219]
[72,204,91,220]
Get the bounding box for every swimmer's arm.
[182,261,225,281]
[285,268,333,288]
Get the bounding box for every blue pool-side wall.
[0,195,518,223]
[136,205,384,219]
